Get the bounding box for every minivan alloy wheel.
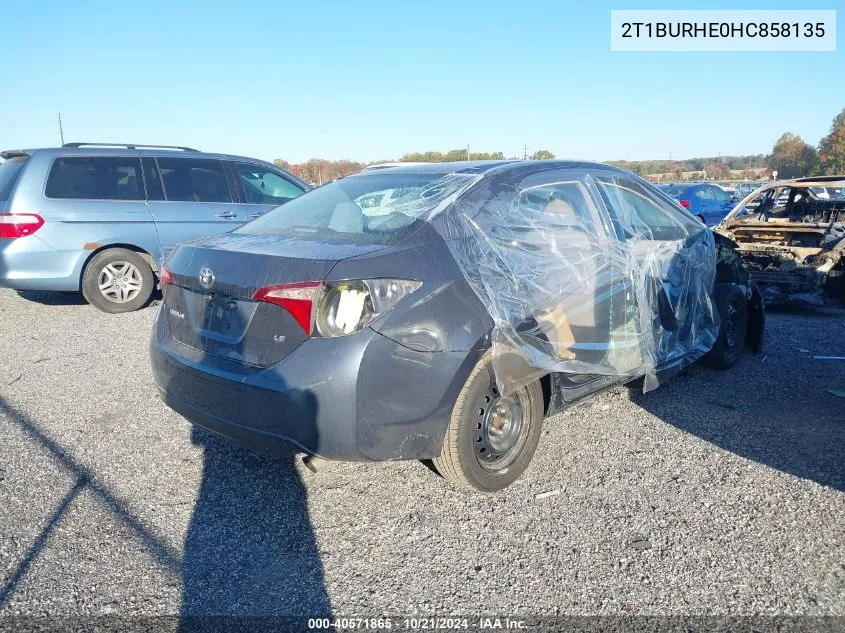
[98,261,144,303]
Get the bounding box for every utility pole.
[58,113,65,145]
[523,143,529,160]
[467,144,470,161]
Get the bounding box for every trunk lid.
[159,232,387,366]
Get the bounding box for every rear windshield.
[665,185,690,198]
[237,172,479,244]
[0,157,28,201]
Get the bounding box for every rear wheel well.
[79,244,158,291]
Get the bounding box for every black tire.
[434,351,543,492]
[81,248,154,313]
[702,286,748,369]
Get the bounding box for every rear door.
[143,155,245,256]
[229,161,306,222]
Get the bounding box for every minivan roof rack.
[62,142,199,151]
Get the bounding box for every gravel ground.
[0,287,844,624]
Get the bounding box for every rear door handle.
[216,211,238,219]
[249,211,265,219]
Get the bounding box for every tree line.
[274,149,556,184]
[273,105,845,184]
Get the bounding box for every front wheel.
[434,351,543,492]
[81,248,155,313]
[702,286,748,369]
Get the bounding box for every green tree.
[817,107,845,175]
[531,149,555,160]
[768,133,818,179]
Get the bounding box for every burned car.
[150,161,764,492]
[715,176,845,305]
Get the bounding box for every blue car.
[664,183,735,226]
[0,143,308,312]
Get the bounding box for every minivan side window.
[236,163,304,204]
[45,157,144,201]
[157,157,233,203]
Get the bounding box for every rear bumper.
[0,235,87,291]
[150,325,480,462]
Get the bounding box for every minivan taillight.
[0,213,44,238]
[679,199,691,209]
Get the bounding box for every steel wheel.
[434,350,544,492]
[723,299,741,349]
[98,261,144,304]
[473,383,530,473]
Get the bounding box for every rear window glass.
[238,172,479,244]
[665,186,689,198]
[0,157,27,201]
[46,157,144,200]
[157,157,232,203]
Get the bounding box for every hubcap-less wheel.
[474,383,529,473]
[98,261,143,303]
[724,300,741,349]
[433,350,544,492]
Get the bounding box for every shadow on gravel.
[179,428,332,629]
[15,289,162,309]
[15,290,88,306]
[0,395,181,611]
[627,356,845,492]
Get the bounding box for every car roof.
[2,145,278,166]
[354,159,621,178]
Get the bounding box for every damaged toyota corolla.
[150,161,764,492]
[715,176,845,306]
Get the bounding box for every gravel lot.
[1,287,844,624]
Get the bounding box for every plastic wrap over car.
[430,170,720,394]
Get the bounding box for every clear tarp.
[432,169,720,394]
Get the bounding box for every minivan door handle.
[249,211,265,219]
[216,211,238,219]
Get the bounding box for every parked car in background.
[716,183,737,198]
[151,160,764,492]
[0,143,308,312]
[664,182,735,226]
[716,176,845,306]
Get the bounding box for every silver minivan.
[0,143,308,312]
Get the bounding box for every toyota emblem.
[199,267,215,290]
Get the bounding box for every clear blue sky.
[2,0,843,163]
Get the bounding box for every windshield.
[0,157,28,201]
[237,171,480,244]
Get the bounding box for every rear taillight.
[679,199,691,209]
[253,279,421,337]
[0,213,44,238]
[253,282,321,335]
[159,263,175,288]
